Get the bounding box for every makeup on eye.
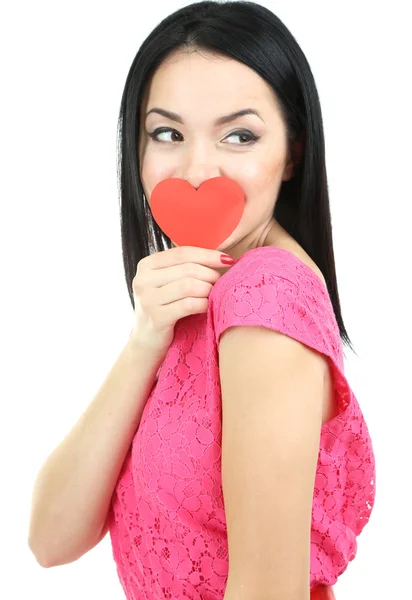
[147,126,261,145]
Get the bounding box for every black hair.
[117,0,356,356]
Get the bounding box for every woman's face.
[138,50,297,259]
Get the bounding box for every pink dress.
[107,246,376,599]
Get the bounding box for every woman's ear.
[282,131,305,181]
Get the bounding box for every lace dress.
[107,246,376,599]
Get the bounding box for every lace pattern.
[108,246,376,599]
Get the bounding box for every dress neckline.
[234,245,328,294]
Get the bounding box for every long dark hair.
[117,0,356,356]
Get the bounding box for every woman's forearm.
[28,336,164,567]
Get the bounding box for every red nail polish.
[221,255,235,265]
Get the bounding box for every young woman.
[28,2,376,599]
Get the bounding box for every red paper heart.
[150,176,245,249]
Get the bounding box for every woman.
[28,2,376,599]
[112,1,376,598]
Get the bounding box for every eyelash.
[147,127,260,146]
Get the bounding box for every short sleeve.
[209,246,377,579]
[209,246,357,432]
[211,247,340,362]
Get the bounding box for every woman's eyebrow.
[145,107,265,125]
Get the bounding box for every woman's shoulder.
[260,223,327,288]
[274,243,327,288]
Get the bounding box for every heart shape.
[150,176,245,249]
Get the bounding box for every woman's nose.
[177,142,221,189]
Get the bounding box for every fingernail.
[221,255,235,265]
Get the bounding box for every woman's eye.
[224,130,259,145]
[147,127,259,145]
[148,128,183,143]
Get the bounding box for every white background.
[1,1,410,598]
